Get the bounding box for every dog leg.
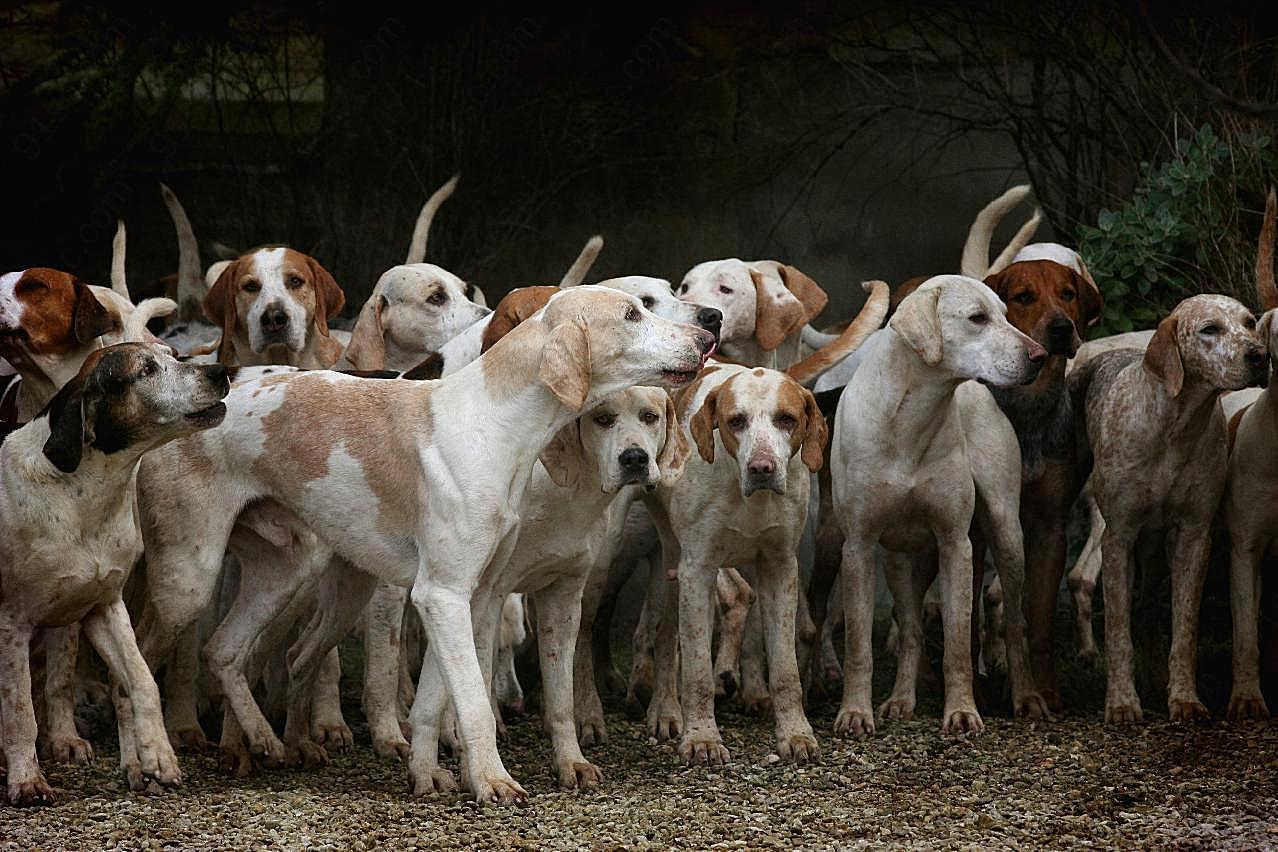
[82,599,182,793]
[738,591,770,715]
[834,538,877,738]
[0,619,53,806]
[575,556,610,747]
[407,650,455,796]
[535,573,603,789]
[880,552,924,722]
[627,557,663,716]
[1102,526,1141,722]
[1167,524,1211,723]
[756,552,818,763]
[364,583,411,759]
[1228,539,1270,720]
[984,504,1048,719]
[1069,492,1105,662]
[590,544,638,699]
[937,533,982,734]
[713,567,753,701]
[676,555,729,766]
[309,647,351,750]
[43,626,93,765]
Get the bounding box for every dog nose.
[619,447,649,471]
[747,457,775,478]
[1027,341,1047,364]
[697,307,723,339]
[260,307,288,332]
[1047,317,1074,338]
[1245,347,1266,368]
[206,364,228,385]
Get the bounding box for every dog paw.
[577,718,608,748]
[679,731,730,766]
[777,731,820,764]
[247,730,287,768]
[1226,693,1270,722]
[136,740,183,789]
[286,739,329,769]
[1013,691,1051,720]
[48,734,94,765]
[409,766,458,797]
[878,696,915,722]
[311,721,353,752]
[166,726,210,754]
[7,773,56,807]
[716,670,739,699]
[647,703,682,741]
[219,742,256,778]
[372,734,412,761]
[1168,697,1211,725]
[833,707,875,738]
[471,774,528,807]
[1104,695,1143,724]
[557,759,603,790]
[941,707,984,735]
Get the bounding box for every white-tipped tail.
[406,174,460,264]
[124,297,178,343]
[111,220,130,298]
[160,183,206,321]
[1257,188,1276,312]
[960,184,1032,279]
[987,208,1043,275]
[559,235,604,288]
[787,280,890,386]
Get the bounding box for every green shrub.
[1078,124,1276,336]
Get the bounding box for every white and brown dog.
[0,343,229,806]
[132,286,715,804]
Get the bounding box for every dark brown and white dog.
[0,343,229,806]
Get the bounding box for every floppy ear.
[982,270,1009,301]
[1143,314,1184,397]
[1074,265,1104,328]
[657,392,691,486]
[1260,309,1278,371]
[71,279,117,343]
[689,387,720,464]
[750,269,807,351]
[41,375,99,473]
[889,286,944,366]
[539,420,585,488]
[538,318,591,411]
[204,259,242,365]
[798,386,828,473]
[779,265,828,325]
[344,293,387,370]
[306,256,346,337]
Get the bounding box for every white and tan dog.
[0,343,229,806]
[831,275,1049,737]
[132,286,715,804]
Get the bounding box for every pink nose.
[1027,341,1047,363]
[747,457,775,477]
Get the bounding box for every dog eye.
[625,306,641,322]
[969,313,989,325]
[640,410,659,425]
[428,291,448,306]
[774,413,797,430]
[719,285,733,295]
[1199,324,1220,336]
[1244,316,1257,329]
[1060,289,1076,302]
[593,413,617,428]
[286,275,304,289]
[726,413,748,431]
[15,279,47,294]
[243,280,261,293]
[1013,292,1034,305]
[641,296,655,309]
[140,360,156,377]
[679,284,689,294]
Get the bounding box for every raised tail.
[110,220,130,299]
[786,280,889,386]
[987,208,1043,275]
[960,184,1033,279]
[1257,187,1276,311]
[406,174,460,264]
[160,183,206,321]
[559,235,604,287]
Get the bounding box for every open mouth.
[185,401,227,426]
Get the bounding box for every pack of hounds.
[1,176,1275,807]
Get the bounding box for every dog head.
[0,268,118,365]
[1143,294,1267,397]
[677,259,825,352]
[203,247,345,363]
[40,342,229,473]
[983,258,1103,356]
[345,263,489,370]
[523,286,716,412]
[596,276,723,341]
[689,367,826,497]
[890,275,1047,387]
[540,385,688,492]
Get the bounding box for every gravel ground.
[4,638,1277,851]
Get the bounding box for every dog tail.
[406,174,460,265]
[124,297,178,344]
[160,183,206,322]
[786,280,889,387]
[559,235,604,288]
[110,219,130,299]
[960,184,1034,279]
[987,207,1043,276]
[1258,187,1276,312]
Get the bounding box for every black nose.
[261,307,288,332]
[619,447,648,471]
[697,307,722,339]
[206,364,228,384]
[1047,317,1074,337]
[1246,347,1266,367]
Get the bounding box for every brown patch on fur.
[778,265,828,324]
[1,269,117,356]
[750,270,807,351]
[481,286,558,352]
[673,365,721,422]
[254,374,428,534]
[888,276,930,317]
[787,280,890,385]
[775,376,828,472]
[984,259,1103,345]
[690,375,742,464]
